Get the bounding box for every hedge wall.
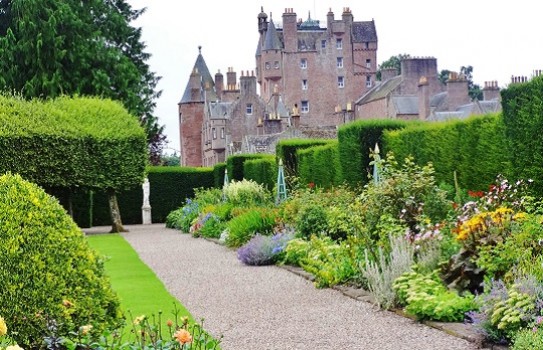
[501,76,543,196]
[243,155,277,190]
[298,141,342,189]
[275,139,332,179]
[226,154,269,181]
[384,113,510,191]
[337,119,410,187]
[71,166,215,226]
[213,162,227,188]
[0,95,147,191]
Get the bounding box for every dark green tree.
[377,54,411,80]
[439,65,483,101]
[0,0,165,164]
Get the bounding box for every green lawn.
[87,234,193,324]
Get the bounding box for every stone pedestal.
[142,204,152,225]
[142,178,152,224]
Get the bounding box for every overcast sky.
[126,1,542,153]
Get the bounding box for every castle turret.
[258,6,268,34]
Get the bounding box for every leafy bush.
[360,234,414,309]
[225,207,278,247]
[295,204,328,239]
[237,232,295,266]
[512,327,543,350]
[0,173,121,348]
[291,236,360,288]
[223,179,270,207]
[195,213,224,239]
[166,198,199,232]
[243,155,277,191]
[470,276,543,343]
[393,270,476,322]
[276,139,332,180]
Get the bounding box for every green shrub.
[393,270,476,322]
[223,179,270,207]
[213,162,227,188]
[196,213,224,239]
[512,328,543,350]
[0,173,121,348]
[295,204,328,239]
[297,141,343,188]
[225,207,278,247]
[243,155,277,191]
[282,238,312,266]
[226,154,268,181]
[502,76,543,197]
[384,114,510,191]
[276,139,331,179]
[337,119,410,187]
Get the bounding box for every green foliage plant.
[243,155,277,191]
[226,154,269,181]
[512,327,543,350]
[223,179,270,207]
[297,141,343,189]
[275,139,332,180]
[0,173,121,348]
[393,270,476,321]
[337,119,410,187]
[360,234,414,309]
[225,207,278,248]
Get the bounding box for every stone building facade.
[256,7,377,127]
[355,57,502,121]
[179,7,375,167]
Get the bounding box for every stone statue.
[142,178,152,224]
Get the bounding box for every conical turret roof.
[263,19,282,51]
[180,47,215,104]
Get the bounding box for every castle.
[178,7,377,167]
[178,7,502,167]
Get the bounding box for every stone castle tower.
[255,7,377,126]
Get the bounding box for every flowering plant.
[237,231,295,265]
[0,316,22,350]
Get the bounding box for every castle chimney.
[418,76,430,120]
[327,8,334,35]
[446,73,470,106]
[282,8,297,52]
[189,68,201,101]
[483,80,500,101]
[380,67,398,81]
[342,7,353,28]
[240,70,257,96]
[226,67,237,90]
[215,70,224,99]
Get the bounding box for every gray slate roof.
[392,96,418,115]
[356,75,402,104]
[208,101,232,119]
[180,53,215,104]
[263,20,282,51]
[353,21,377,42]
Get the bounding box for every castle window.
[364,42,369,49]
[221,128,225,139]
[301,100,309,113]
[321,40,326,49]
[246,103,253,115]
[336,38,342,50]
[212,128,217,140]
[337,57,343,68]
[366,59,371,69]
[274,61,280,69]
[265,62,270,70]
[338,76,345,88]
[302,79,308,90]
[366,75,372,87]
[300,58,307,69]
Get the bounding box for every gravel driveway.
[88,224,479,350]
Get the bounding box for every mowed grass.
[87,234,193,325]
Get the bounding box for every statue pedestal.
[142,204,152,225]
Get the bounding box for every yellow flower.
[80,324,93,335]
[174,329,192,344]
[0,316,7,336]
[513,212,527,221]
[133,315,145,325]
[6,345,24,350]
[62,299,74,308]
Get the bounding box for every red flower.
[308,182,315,189]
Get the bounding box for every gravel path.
[88,224,479,350]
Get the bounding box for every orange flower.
[174,329,192,344]
[166,319,173,327]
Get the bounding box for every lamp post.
[334,102,353,124]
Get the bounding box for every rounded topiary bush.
[0,173,122,348]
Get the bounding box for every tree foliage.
[0,0,165,164]
[377,54,411,80]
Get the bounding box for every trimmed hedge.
[337,119,411,187]
[213,162,227,188]
[71,166,215,226]
[276,139,332,178]
[502,76,543,196]
[0,173,121,348]
[227,154,269,181]
[384,114,510,191]
[0,95,147,191]
[298,141,343,188]
[243,155,277,190]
